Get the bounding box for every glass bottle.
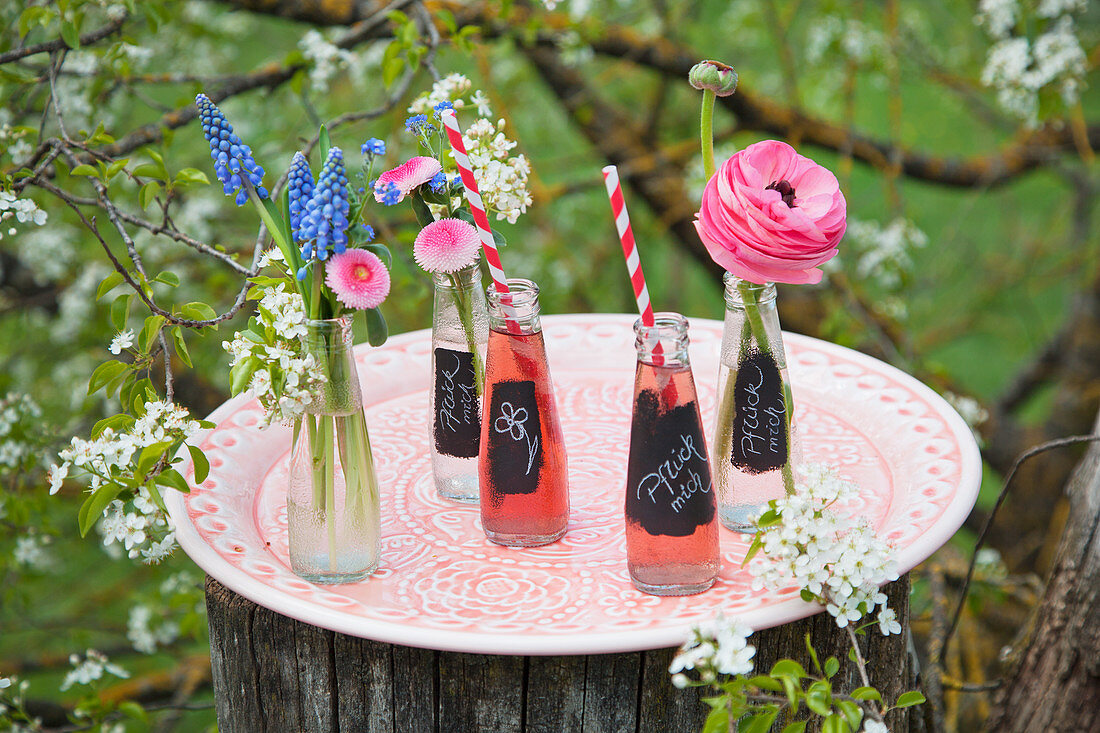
[712,273,800,532]
[430,263,489,503]
[625,313,720,595]
[287,315,381,583]
[478,278,569,546]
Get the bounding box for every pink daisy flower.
[373,156,442,204]
[325,249,391,310]
[414,218,482,273]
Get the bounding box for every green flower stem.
[700,89,717,180]
[245,183,308,304]
[307,413,324,515]
[323,415,337,572]
[309,260,324,321]
[448,272,485,398]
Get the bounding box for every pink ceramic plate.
[167,314,981,655]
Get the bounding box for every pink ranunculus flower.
[373,156,442,203]
[694,140,846,285]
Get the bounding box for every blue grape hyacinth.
[286,152,314,240]
[297,147,350,270]
[195,94,268,206]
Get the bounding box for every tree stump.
[205,573,916,732]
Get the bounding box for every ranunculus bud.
[689,60,738,97]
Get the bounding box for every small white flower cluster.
[749,463,900,633]
[127,604,181,654]
[223,284,326,426]
[461,118,533,224]
[109,328,135,355]
[15,226,77,284]
[669,613,756,688]
[0,191,47,241]
[409,76,532,223]
[976,1,1087,125]
[299,30,355,93]
[806,16,885,66]
[51,401,202,562]
[943,391,989,433]
[13,534,51,571]
[845,217,928,291]
[60,650,129,692]
[0,393,43,472]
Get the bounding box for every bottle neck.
[487,277,541,334]
[301,314,355,354]
[635,313,690,367]
[432,262,482,292]
[723,272,777,312]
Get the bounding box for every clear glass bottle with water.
[712,273,801,532]
[429,262,489,503]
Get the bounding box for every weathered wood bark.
[206,574,915,732]
[985,411,1100,733]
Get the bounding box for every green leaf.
[139,181,161,210]
[492,227,507,249]
[88,361,130,395]
[781,723,807,733]
[743,709,779,733]
[805,633,822,675]
[364,243,392,268]
[181,301,217,322]
[821,714,846,733]
[139,314,167,352]
[96,271,125,301]
[188,444,210,483]
[103,157,128,182]
[318,124,331,159]
[781,676,800,710]
[132,163,166,179]
[173,167,210,185]
[60,15,81,49]
[145,478,169,514]
[154,467,191,495]
[806,690,831,716]
[747,675,783,692]
[835,700,862,730]
[824,657,840,679]
[230,355,260,396]
[851,686,882,702]
[383,55,405,88]
[365,307,388,347]
[170,326,192,368]
[71,164,97,177]
[801,588,817,603]
[770,660,807,680]
[118,701,148,723]
[112,292,133,330]
[153,271,180,287]
[91,413,135,438]
[136,441,174,477]
[78,482,124,537]
[742,535,763,565]
[701,705,729,733]
[894,691,926,708]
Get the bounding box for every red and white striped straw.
[602,165,664,364]
[440,110,511,295]
[602,165,655,326]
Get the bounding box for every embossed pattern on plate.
[167,315,981,655]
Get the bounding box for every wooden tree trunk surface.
[205,573,915,732]
[986,412,1100,733]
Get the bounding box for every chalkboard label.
[626,391,715,537]
[730,350,788,474]
[433,348,481,458]
[486,380,543,496]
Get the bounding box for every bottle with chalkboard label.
[430,263,489,503]
[625,313,720,595]
[712,273,801,532]
[478,278,569,546]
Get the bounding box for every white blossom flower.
[127,604,181,653]
[669,613,755,682]
[749,464,898,631]
[109,329,135,354]
[13,535,50,569]
[863,719,889,733]
[877,608,902,636]
[299,30,355,92]
[60,650,129,691]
